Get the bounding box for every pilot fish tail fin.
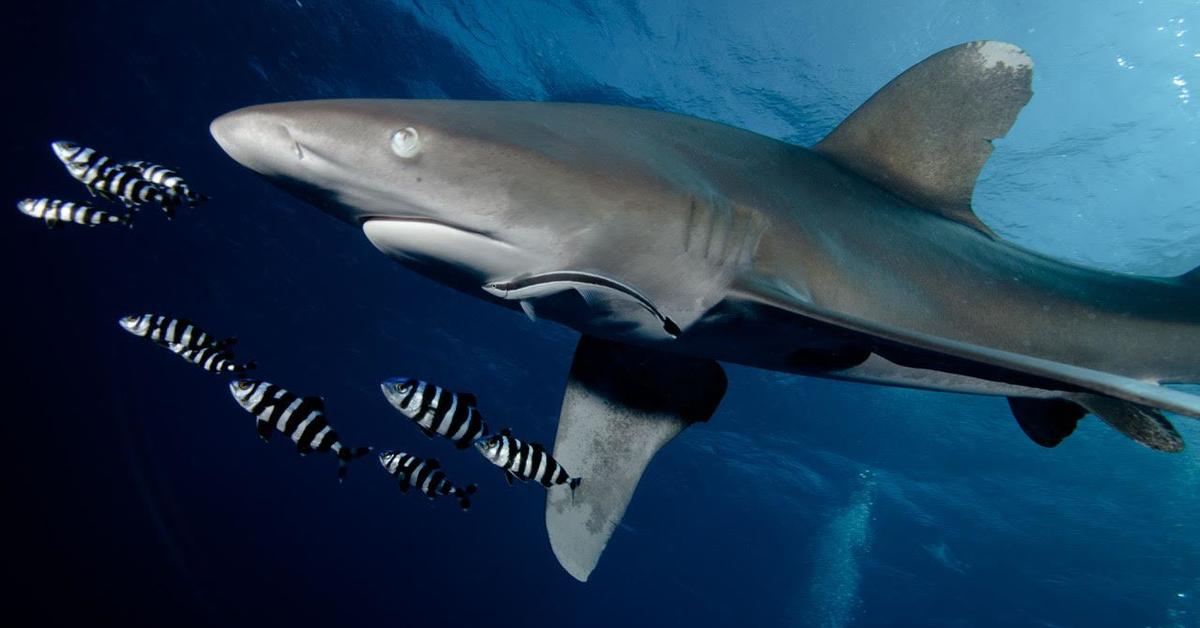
[336,446,374,482]
[456,484,477,511]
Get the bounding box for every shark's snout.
[210,107,301,176]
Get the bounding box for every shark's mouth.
[360,216,538,285]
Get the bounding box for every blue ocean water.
[5,1,1200,626]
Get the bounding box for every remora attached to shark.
[211,41,1200,581]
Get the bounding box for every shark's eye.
[390,127,421,158]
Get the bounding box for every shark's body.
[211,41,1200,581]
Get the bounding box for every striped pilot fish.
[51,141,176,216]
[168,342,254,374]
[474,428,581,491]
[52,141,119,194]
[380,377,489,449]
[378,450,477,510]
[90,165,173,214]
[229,379,371,481]
[125,160,207,206]
[17,198,130,228]
[118,313,237,352]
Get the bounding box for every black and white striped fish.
[51,141,177,216]
[380,377,489,449]
[125,160,207,206]
[91,166,173,214]
[168,342,254,374]
[118,313,237,351]
[378,450,476,510]
[17,198,130,228]
[474,429,581,491]
[229,379,371,481]
[52,141,122,197]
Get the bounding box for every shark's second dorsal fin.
[815,41,1034,237]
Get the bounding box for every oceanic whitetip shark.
[211,41,1200,581]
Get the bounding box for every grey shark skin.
[212,41,1200,580]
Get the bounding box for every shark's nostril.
[294,140,305,160]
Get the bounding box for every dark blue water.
[6,2,1198,626]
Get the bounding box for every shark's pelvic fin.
[735,275,1200,422]
[1007,397,1085,448]
[815,41,1033,237]
[1008,394,1184,452]
[546,335,726,581]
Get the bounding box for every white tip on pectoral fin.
[520,300,538,322]
[545,336,726,581]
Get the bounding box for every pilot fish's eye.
[236,381,252,391]
[394,382,411,394]
[390,127,421,158]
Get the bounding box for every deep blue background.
[5,2,1199,626]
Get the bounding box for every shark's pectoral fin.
[816,41,1033,237]
[546,335,726,582]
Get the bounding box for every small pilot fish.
[17,198,130,228]
[168,342,254,374]
[380,377,489,449]
[378,450,477,510]
[52,142,176,216]
[125,160,207,206]
[91,166,172,213]
[52,141,119,193]
[118,313,237,351]
[229,379,371,481]
[474,428,581,491]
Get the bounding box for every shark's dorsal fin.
[546,336,726,581]
[815,41,1033,237]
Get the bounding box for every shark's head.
[210,99,573,230]
[210,99,680,291]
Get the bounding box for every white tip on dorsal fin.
[815,41,1034,237]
